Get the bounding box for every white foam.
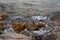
[31,16,47,20]
[33,28,47,35]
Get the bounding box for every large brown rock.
[0,32,30,40]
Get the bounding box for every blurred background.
[0,0,60,16]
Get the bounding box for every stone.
[0,32,30,40]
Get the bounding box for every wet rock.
[20,29,32,36]
[0,21,6,31]
[2,15,8,20]
[32,35,44,40]
[42,32,57,40]
[12,22,25,33]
